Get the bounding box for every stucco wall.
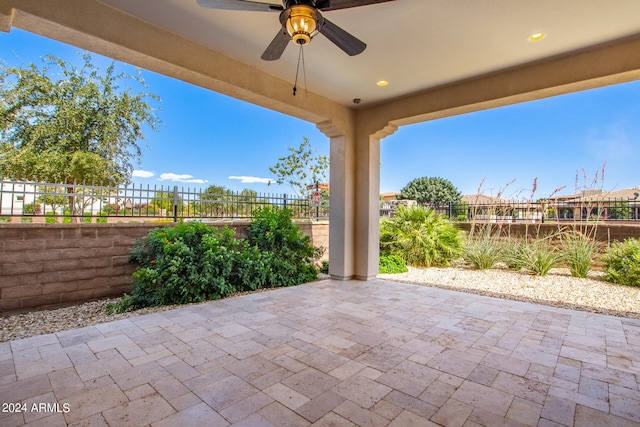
[0,221,329,314]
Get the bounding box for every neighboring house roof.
[380,192,400,201]
[554,187,640,201]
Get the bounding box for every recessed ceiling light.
[528,32,547,42]
[377,80,389,87]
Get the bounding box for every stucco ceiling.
[96,0,640,108]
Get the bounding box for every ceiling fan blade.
[261,28,290,60]
[318,17,366,56]
[316,0,395,11]
[196,0,283,12]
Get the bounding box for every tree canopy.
[0,53,161,185]
[399,176,462,205]
[269,137,328,198]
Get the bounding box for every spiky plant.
[380,205,464,267]
[561,231,600,278]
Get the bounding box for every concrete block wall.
[0,224,163,313]
[457,222,640,242]
[0,221,329,314]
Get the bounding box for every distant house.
[0,181,37,215]
[461,194,544,223]
[551,187,640,220]
[380,192,400,203]
[379,192,417,217]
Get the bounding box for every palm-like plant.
[380,205,464,267]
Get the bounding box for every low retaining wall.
[0,221,329,314]
[456,222,640,242]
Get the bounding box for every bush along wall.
[114,208,322,313]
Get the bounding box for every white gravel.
[380,266,640,319]
[2,268,639,342]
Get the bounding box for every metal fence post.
[315,182,319,221]
[173,185,178,223]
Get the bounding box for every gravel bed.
[2,269,639,342]
[380,266,640,319]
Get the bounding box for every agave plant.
[380,205,464,267]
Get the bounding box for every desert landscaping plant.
[560,230,600,278]
[602,238,640,286]
[464,234,503,270]
[117,210,321,312]
[379,254,408,274]
[380,205,464,267]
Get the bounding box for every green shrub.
[320,260,329,274]
[247,207,321,286]
[63,210,72,224]
[96,212,108,224]
[126,222,242,309]
[380,205,464,267]
[83,212,92,224]
[20,217,32,224]
[117,210,321,313]
[0,217,10,223]
[464,235,502,270]
[561,231,600,278]
[45,212,57,224]
[379,254,408,274]
[23,203,41,215]
[602,238,640,286]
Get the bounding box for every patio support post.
[319,120,397,281]
[319,121,355,280]
[353,124,398,280]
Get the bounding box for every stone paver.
[2,279,640,426]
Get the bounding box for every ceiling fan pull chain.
[293,44,303,96]
[301,44,308,95]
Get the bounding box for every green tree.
[608,200,631,220]
[399,176,462,205]
[269,137,329,198]
[0,53,161,216]
[152,191,180,216]
[201,184,234,216]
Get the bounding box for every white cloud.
[159,173,208,184]
[229,176,272,184]
[132,169,155,178]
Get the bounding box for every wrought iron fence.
[381,198,640,223]
[0,180,329,223]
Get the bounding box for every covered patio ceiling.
[2,0,640,280]
[82,0,640,108]
[3,0,640,121]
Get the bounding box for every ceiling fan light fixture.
[285,5,318,45]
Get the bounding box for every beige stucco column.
[318,121,355,280]
[319,118,397,281]
[353,124,398,280]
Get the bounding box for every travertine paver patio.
[1,279,640,426]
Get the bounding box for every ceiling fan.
[196,0,396,61]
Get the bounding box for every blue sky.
[2,28,639,199]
